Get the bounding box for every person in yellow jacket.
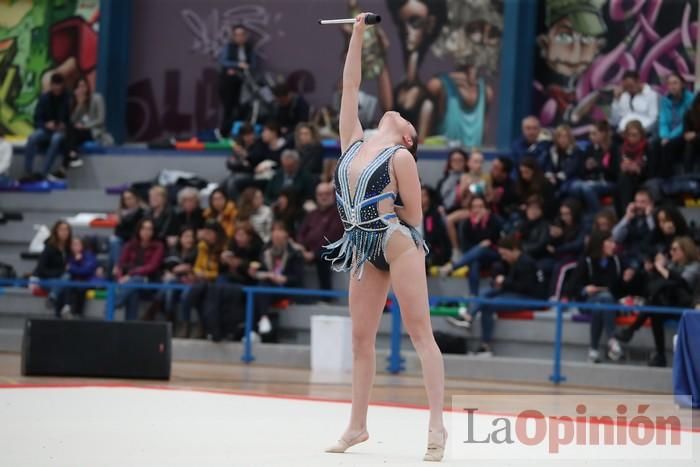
[204,188,238,239]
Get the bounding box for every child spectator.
[439,195,502,295]
[616,120,649,216]
[55,237,99,318]
[435,149,467,213]
[204,188,238,239]
[109,189,145,276]
[297,182,344,290]
[295,122,324,177]
[249,221,304,342]
[33,220,72,313]
[446,234,547,355]
[182,220,227,339]
[160,227,197,337]
[237,187,273,243]
[113,218,164,320]
[174,187,204,233]
[568,231,626,363]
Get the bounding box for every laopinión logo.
[450,395,694,460]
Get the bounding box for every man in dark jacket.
[265,149,314,203]
[447,235,547,356]
[271,83,310,137]
[611,188,655,267]
[219,25,257,135]
[510,116,550,167]
[518,196,550,261]
[22,73,71,181]
[297,182,344,290]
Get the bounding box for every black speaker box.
[21,319,171,380]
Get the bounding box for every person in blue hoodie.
[654,72,695,177]
[55,236,99,318]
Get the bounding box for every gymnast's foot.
[423,427,448,462]
[325,427,369,453]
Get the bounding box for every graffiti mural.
[533,0,698,135]
[0,0,99,137]
[126,0,503,147]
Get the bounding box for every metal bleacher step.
[0,189,116,213]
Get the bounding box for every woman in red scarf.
[616,120,649,217]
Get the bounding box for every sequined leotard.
[323,140,427,278]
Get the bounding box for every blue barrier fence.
[0,278,690,384]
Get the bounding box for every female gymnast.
[323,12,447,462]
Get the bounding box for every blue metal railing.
[0,278,690,384]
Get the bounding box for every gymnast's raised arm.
[339,13,368,153]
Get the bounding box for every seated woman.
[439,195,502,296]
[237,187,273,243]
[540,124,583,198]
[248,221,304,342]
[568,231,628,363]
[435,149,468,214]
[113,218,165,320]
[33,220,72,315]
[615,120,649,218]
[617,236,700,367]
[61,78,108,172]
[421,186,451,267]
[55,236,100,318]
[446,234,548,356]
[295,122,324,177]
[515,157,556,220]
[541,198,585,298]
[203,188,238,239]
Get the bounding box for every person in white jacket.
[610,70,659,134]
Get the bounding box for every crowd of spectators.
[26,41,700,366]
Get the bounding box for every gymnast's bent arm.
[393,148,422,227]
[339,14,367,153]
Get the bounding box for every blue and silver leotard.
[323,140,427,278]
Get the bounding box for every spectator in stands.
[438,195,502,295]
[680,92,700,173]
[654,72,694,177]
[223,123,258,198]
[618,236,700,366]
[160,227,197,336]
[237,187,273,243]
[218,25,257,135]
[570,120,618,214]
[297,182,344,291]
[182,219,227,339]
[221,221,263,286]
[518,195,550,261]
[616,120,649,216]
[252,121,288,169]
[543,198,585,298]
[21,73,70,182]
[444,151,492,259]
[610,70,659,134]
[56,236,99,318]
[204,188,238,239]
[265,149,314,204]
[146,185,177,246]
[487,156,518,221]
[62,77,107,172]
[174,187,204,234]
[569,231,625,363]
[272,83,310,136]
[515,157,556,219]
[34,220,72,313]
[445,235,547,356]
[435,149,467,213]
[510,116,550,167]
[421,186,451,267]
[295,122,324,177]
[611,187,654,267]
[272,188,304,237]
[249,221,304,342]
[650,205,690,255]
[541,124,582,198]
[113,218,164,321]
[591,209,618,236]
[109,189,146,277]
